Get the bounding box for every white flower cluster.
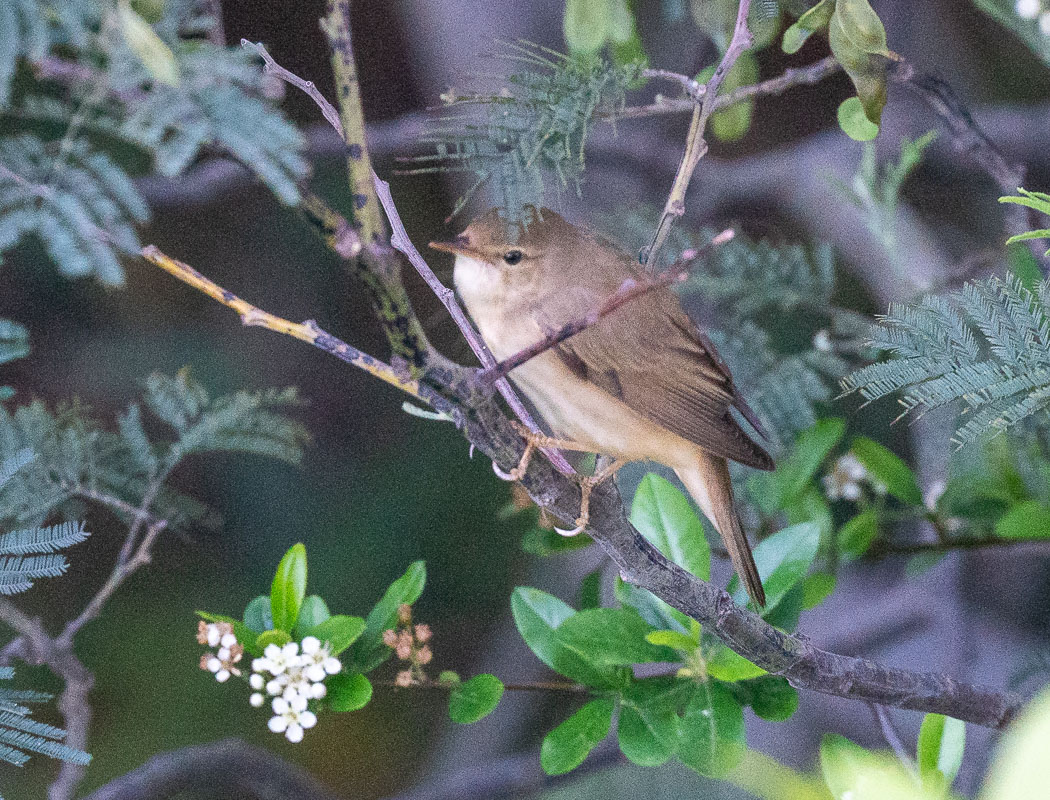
[822,453,886,502]
[197,621,243,683]
[248,637,342,743]
[1016,0,1050,35]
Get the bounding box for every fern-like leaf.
[843,275,1050,444]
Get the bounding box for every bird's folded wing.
[548,290,774,471]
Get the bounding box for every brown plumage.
[430,208,773,605]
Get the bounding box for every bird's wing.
[544,287,774,471]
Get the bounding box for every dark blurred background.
[3,0,1050,797]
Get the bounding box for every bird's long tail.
[675,452,766,607]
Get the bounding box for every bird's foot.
[554,458,628,536]
[492,422,591,483]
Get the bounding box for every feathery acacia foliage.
[842,276,1050,444]
[408,43,642,224]
[0,0,307,284]
[0,369,310,530]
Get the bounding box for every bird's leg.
[554,458,629,537]
[492,421,596,481]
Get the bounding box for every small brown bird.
[430,209,774,605]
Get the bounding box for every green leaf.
[617,678,685,767]
[980,686,1050,800]
[564,0,612,54]
[646,630,698,652]
[615,578,691,633]
[739,676,800,722]
[705,644,766,681]
[837,509,879,562]
[630,473,710,580]
[677,681,746,777]
[449,674,504,724]
[821,734,874,798]
[999,190,1050,216]
[837,96,880,141]
[256,629,292,650]
[1008,243,1045,292]
[511,588,627,688]
[749,419,846,515]
[346,561,426,672]
[850,437,922,504]
[438,670,460,684]
[731,523,821,611]
[243,595,272,633]
[306,615,366,655]
[327,673,373,712]
[559,608,675,666]
[711,52,758,142]
[270,543,308,633]
[996,501,1050,540]
[917,714,965,792]
[579,568,602,610]
[828,0,891,124]
[782,0,835,54]
[801,572,837,609]
[541,698,615,775]
[293,595,331,639]
[522,526,593,556]
[117,0,180,86]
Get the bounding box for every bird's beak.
[428,235,481,259]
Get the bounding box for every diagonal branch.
[477,230,735,385]
[641,0,754,270]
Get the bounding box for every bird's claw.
[492,460,525,481]
[554,521,586,537]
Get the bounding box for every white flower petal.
[299,710,317,729]
[215,670,231,683]
[305,664,326,683]
[250,693,265,707]
[206,625,221,647]
[268,715,288,733]
[220,632,237,648]
[323,658,342,675]
[301,636,320,654]
[250,673,265,690]
[252,658,268,672]
[281,643,300,659]
[266,679,283,695]
[272,696,289,715]
[217,647,231,661]
[289,693,308,712]
[264,644,282,660]
[285,723,304,743]
[1017,0,1041,20]
[309,683,327,699]
[206,657,221,673]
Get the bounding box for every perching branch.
[641,0,754,270]
[133,12,1027,731]
[477,230,735,385]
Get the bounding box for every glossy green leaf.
[646,629,698,652]
[828,0,891,125]
[917,713,965,792]
[800,572,837,609]
[711,52,758,142]
[580,568,602,610]
[541,698,614,775]
[328,672,372,712]
[996,501,1050,540]
[511,588,627,688]
[270,543,307,633]
[1008,243,1043,292]
[293,595,331,639]
[617,678,685,767]
[631,473,710,580]
[117,0,179,86]
[449,674,504,724]
[980,686,1050,800]
[837,96,880,141]
[521,526,593,556]
[243,595,272,633]
[677,681,746,777]
[750,419,846,515]
[731,523,821,611]
[307,615,366,655]
[850,437,922,504]
[705,643,766,681]
[782,0,834,54]
[345,561,425,672]
[558,608,675,666]
[615,576,691,633]
[256,629,292,650]
[741,676,799,722]
[564,0,612,54]
[837,509,879,562]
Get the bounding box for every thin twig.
[242,40,343,136]
[641,68,707,103]
[641,0,754,270]
[870,703,916,770]
[478,230,735,385]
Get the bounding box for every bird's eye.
[502,249,523,266]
